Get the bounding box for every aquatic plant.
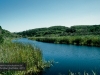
[29,35,100,47]
[59,70,97,75]
[0,38,51,75]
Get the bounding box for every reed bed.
[0,38,51,75]
[29,35,100,47]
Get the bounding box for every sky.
[0,0,100,32]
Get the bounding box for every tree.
[0,26,2,29]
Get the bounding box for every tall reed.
[29,35,100,47]
[59,70,97,75]
[0,38,50,75]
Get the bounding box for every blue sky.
[0,0,100,32]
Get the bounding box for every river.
[13,38,100,75]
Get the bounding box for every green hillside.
[0,26,18,38]
[16,25,100,37]
[0,26,18,43]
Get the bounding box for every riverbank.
[0,38,51,75]
[28,35,100,47]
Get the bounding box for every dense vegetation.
[15,25,100,47]
[16,25,100,37]
[59,70,96,75]
[29,35,100,47]
[0,25,100,74]
[0,26,51,75]
[0,26,17,38]
[0,25,19,44]
[0,38,51,75]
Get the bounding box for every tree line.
[16,25,100,37]
[0,26,17,43]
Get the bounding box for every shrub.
[0,35,4,43]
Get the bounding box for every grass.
[28,35,100,47]
[0,38,51,75]
[59,70,97,75]
[1,37,99,75]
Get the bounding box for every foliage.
[16,25,100,37]
[29,35,100,47]
[2,29,17,38]
[0,26,19,38]
[16,26,67,37]
[59,70,96,75]
[0,26,4,43]
[0,35,4,44]
[0,38,51,75]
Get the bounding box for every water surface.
[13,38,100,75]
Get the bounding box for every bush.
[0,35,4,43]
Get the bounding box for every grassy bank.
[29,35,100,47]
[0,38,51,75]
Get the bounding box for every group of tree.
[0,26,4,43]
[0,26,18,43]
[16,25,100,37]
